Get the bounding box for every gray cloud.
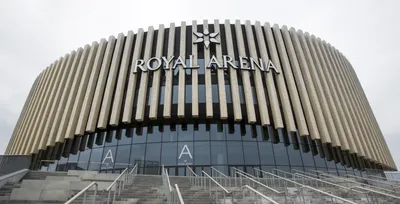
[1,0,399,168]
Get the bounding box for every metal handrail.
[210,167,228,178]
[65,182,98,204]
[103,164,138,204]
[253,168,357,204]
[241,185,279,204]
[234,170,285,195]
[186,166,197,177]
[186,166,200,187]
[210,167,230,187]
[345,173,400,188]
[311,170,397,195]
[202,171,230,194]
[174,184,185,204]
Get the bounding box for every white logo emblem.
[193,28,220,49]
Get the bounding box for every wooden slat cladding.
[295,30,337,145]
[305,34,349,150]
[234,20,256,123]
[214,20,228,120]
[191,21,199,118]
[86,36,116,131]
[98,34,125,128]
[47,49,82,147]
[135,26,156,121]
[75,39,108,135]
[162,23,175,119]
[37,54,71,152]
[280,26,320,140]
[204,20,213,118]
[9,21,395,169]
[22,62,58,154]
[254,22,284,129]
[55,45,91,144]
[8,76,41,154]
[149,26,166,120]
[110,31,135,125]
[265,23,304,135]
[224,20,242,121]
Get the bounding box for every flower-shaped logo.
[193,28,220,49]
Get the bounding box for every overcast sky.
[1,0,399,168]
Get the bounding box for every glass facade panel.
[211,141,227,165]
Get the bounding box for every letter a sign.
[178,145,193,165]
[102,149,114,163]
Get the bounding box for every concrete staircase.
[0,169,398,203]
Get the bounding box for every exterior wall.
[5,20,396,171]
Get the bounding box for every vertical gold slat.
[149,25,166,120]
[310,36,351,151]
[267,23,306,135]
[18,70,49,154]
[204,20,213,118]
[55,45,91,143]
[122,29,144,123]
[135,27,155,121]
[234,20,256,123]
[305,34,349,150]
[325,42,369,159]
[22,62,58,154]
[296,30,338,145]
[256,21,285,129]
[9,75,41,154]
[214,20,228,120]
[46,49,81,147]
[98,34,125,128]
[65,42,99,141]
[86,36,116,130]
[32,57,65,153]
[224,20,242,121]
[37,54,71,151]
[110,31,135,125]
[332,48,377,161]
[75,39,107,135]
[339,51,383,163]
[343,57,386,163]
[280,26,320,140]
[163,24,175,118]
[191,21,199,118]
[177,22,186,118]
[244,21,269,125]
[318,39,362,156]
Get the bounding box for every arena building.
[5,20,396,176]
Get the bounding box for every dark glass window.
[132,127,147,144]
[225,85,232,103]
[258,141,275,165]
[147,125,162,143]
[163,125,178,142]
[194,124,210,141]
[243,142,260,165]
[273,143,289,166]
[198,59,205,75]
[173,85,178,104]
[178,124,194,141]
[198,85,206,103]
[287,145,304,167]
[118,129,132,145]
[210,124,225,140]
[227,141,244,165]
[77,149,90,170]
[161,142,177,166]
[194,141,211,165]
[226,124,242,140]
[160,86,165,105]
[211,141,227,165]
[130,143,146,168]
[186,85,192,103]
[115,145,131,171]
[145,143,161,164]
[212,84,219,103]
[88,148,103,171]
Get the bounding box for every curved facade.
[6,20,396,174]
